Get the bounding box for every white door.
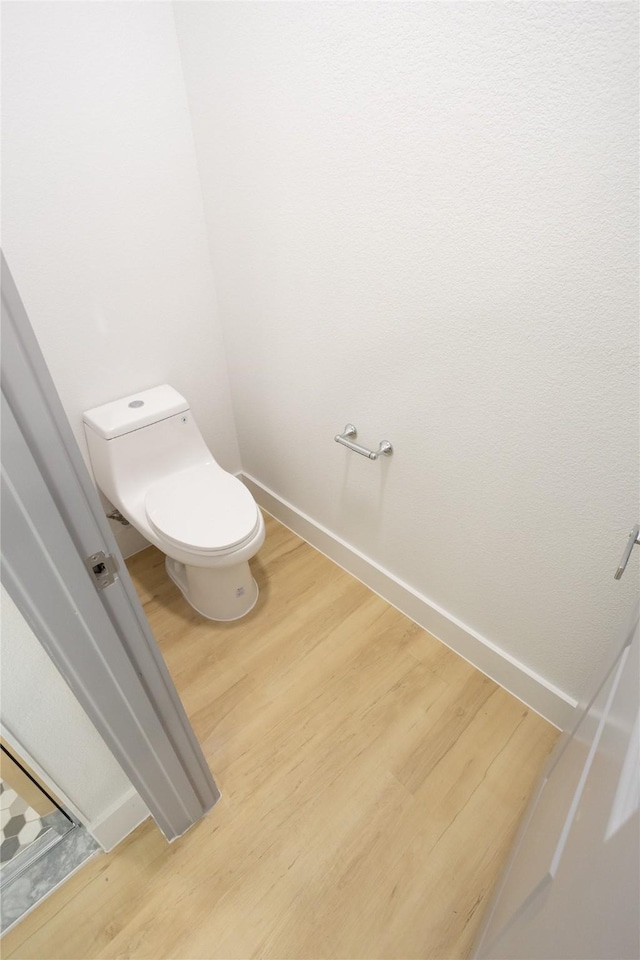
[474,596,639,960]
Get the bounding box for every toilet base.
[165,556,259,621]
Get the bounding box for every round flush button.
[128,400,144,408]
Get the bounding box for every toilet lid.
[145,464,260,553]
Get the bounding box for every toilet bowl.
[83,385,265,621]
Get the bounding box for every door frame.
[1,253,219,841]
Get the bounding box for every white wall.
[1,0,240,557]
[174,2,639,702]
[2,2,636,710]
[1,586,135,829]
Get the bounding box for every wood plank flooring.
[3,515,558,959]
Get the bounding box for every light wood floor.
[4,515,558,960]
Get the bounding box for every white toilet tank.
[83,385,217,512]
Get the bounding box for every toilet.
[83,385,265,621]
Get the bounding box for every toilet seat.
[145,463,260,556]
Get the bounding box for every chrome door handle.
[614,524,640,580]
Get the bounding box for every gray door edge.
[1,251,220,841]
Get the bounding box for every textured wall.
[2,0,241,556]
[175,2,639,699]
[1,587,132,824]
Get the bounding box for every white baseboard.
[243,474,577,730]
[88,788,149,852]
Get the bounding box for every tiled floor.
[0,780,48,868]
[0,779,99,934]
[0,821,99,933]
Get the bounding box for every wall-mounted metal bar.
[334,423,393,460]
[614,524,640,580]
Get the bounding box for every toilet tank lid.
[83,385,189,440]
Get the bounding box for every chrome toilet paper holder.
[334,424,393,461]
